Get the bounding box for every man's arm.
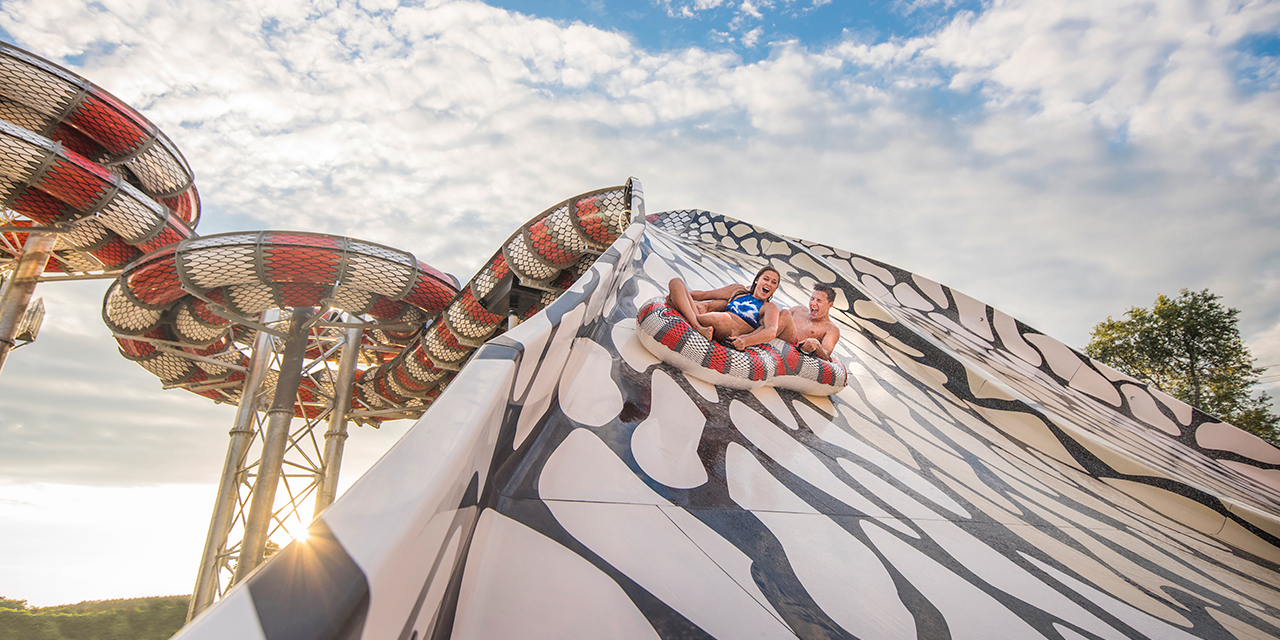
[728,303,780,350]
[799,324,841,361]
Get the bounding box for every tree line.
[1085,288,1278,444]
[0,595,187,640]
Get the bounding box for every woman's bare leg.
[667,278,714,340]
[700,312,753,342]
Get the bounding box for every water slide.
[1,38,1276,640]
[172,206,1280,639]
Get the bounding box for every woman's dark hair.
[750,266,781,300]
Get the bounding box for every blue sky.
[1,0,1279,606]
[484,0,982,60]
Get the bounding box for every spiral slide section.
[0,42,199,274]
[355,182,637,413]
[102,231,460,413]
[101,182,639,422]
[177,209,1280,639]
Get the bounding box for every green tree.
[1085,288,1279,443]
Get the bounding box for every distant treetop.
[1085,288,1278,443]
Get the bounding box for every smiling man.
[777,283,841,361]
[665,266,783,350]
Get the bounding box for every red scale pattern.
[91,237,139,268]
[9,189,71,224]
[551,269,577,290]
[193,370,245,402]
[126,251,185,307]
[37,154,112,210]
[707,346,729,373]
[277,283,329,307]
[391,366,430,394]
[657,315,689,351]
[137,223,192,254]
[295,380,325,419]
[186,338,231,358]
[163,362,200,386]
[402,271,456,313]
[430,323,464,352]
[66,94,149,156]
[411,347,440,373]
[416,261,452,288]
[115,336,154,358]
[575,196,610,244]
[266,233,343,249]
[368,296,408,322]
[528,218,575,265]
[160,189,197,224]
[190,299,228,326]
[372,374,400,404]
[50,125,102,160]
[116,326,168,358]
[381,328,417,345]
[263,240,340,284]
[457,288,501,325]
[485,253,511,281]
[784,346,801,374]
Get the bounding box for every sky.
[0,0,1278,607]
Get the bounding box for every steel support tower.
[187,308,422,619]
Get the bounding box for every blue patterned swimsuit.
[726,293,765,329]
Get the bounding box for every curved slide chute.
[103,231,459,413]
[354,182,638,412]
[0,43,199,275]
[100,182,640,420]
[177,208,1280,639]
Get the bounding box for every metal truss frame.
[188,308,380,619]
[0,210,121,282]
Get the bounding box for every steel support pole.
[232,307,314,584]
[313,325,362,518]
[0,232,55,373]
[187,310,278,621]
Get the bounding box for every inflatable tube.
[635,296,848,396]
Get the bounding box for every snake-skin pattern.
[0,42,200,276]
[102,231,458,416]
[355,179,642,412]
[181,207,1280,640]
